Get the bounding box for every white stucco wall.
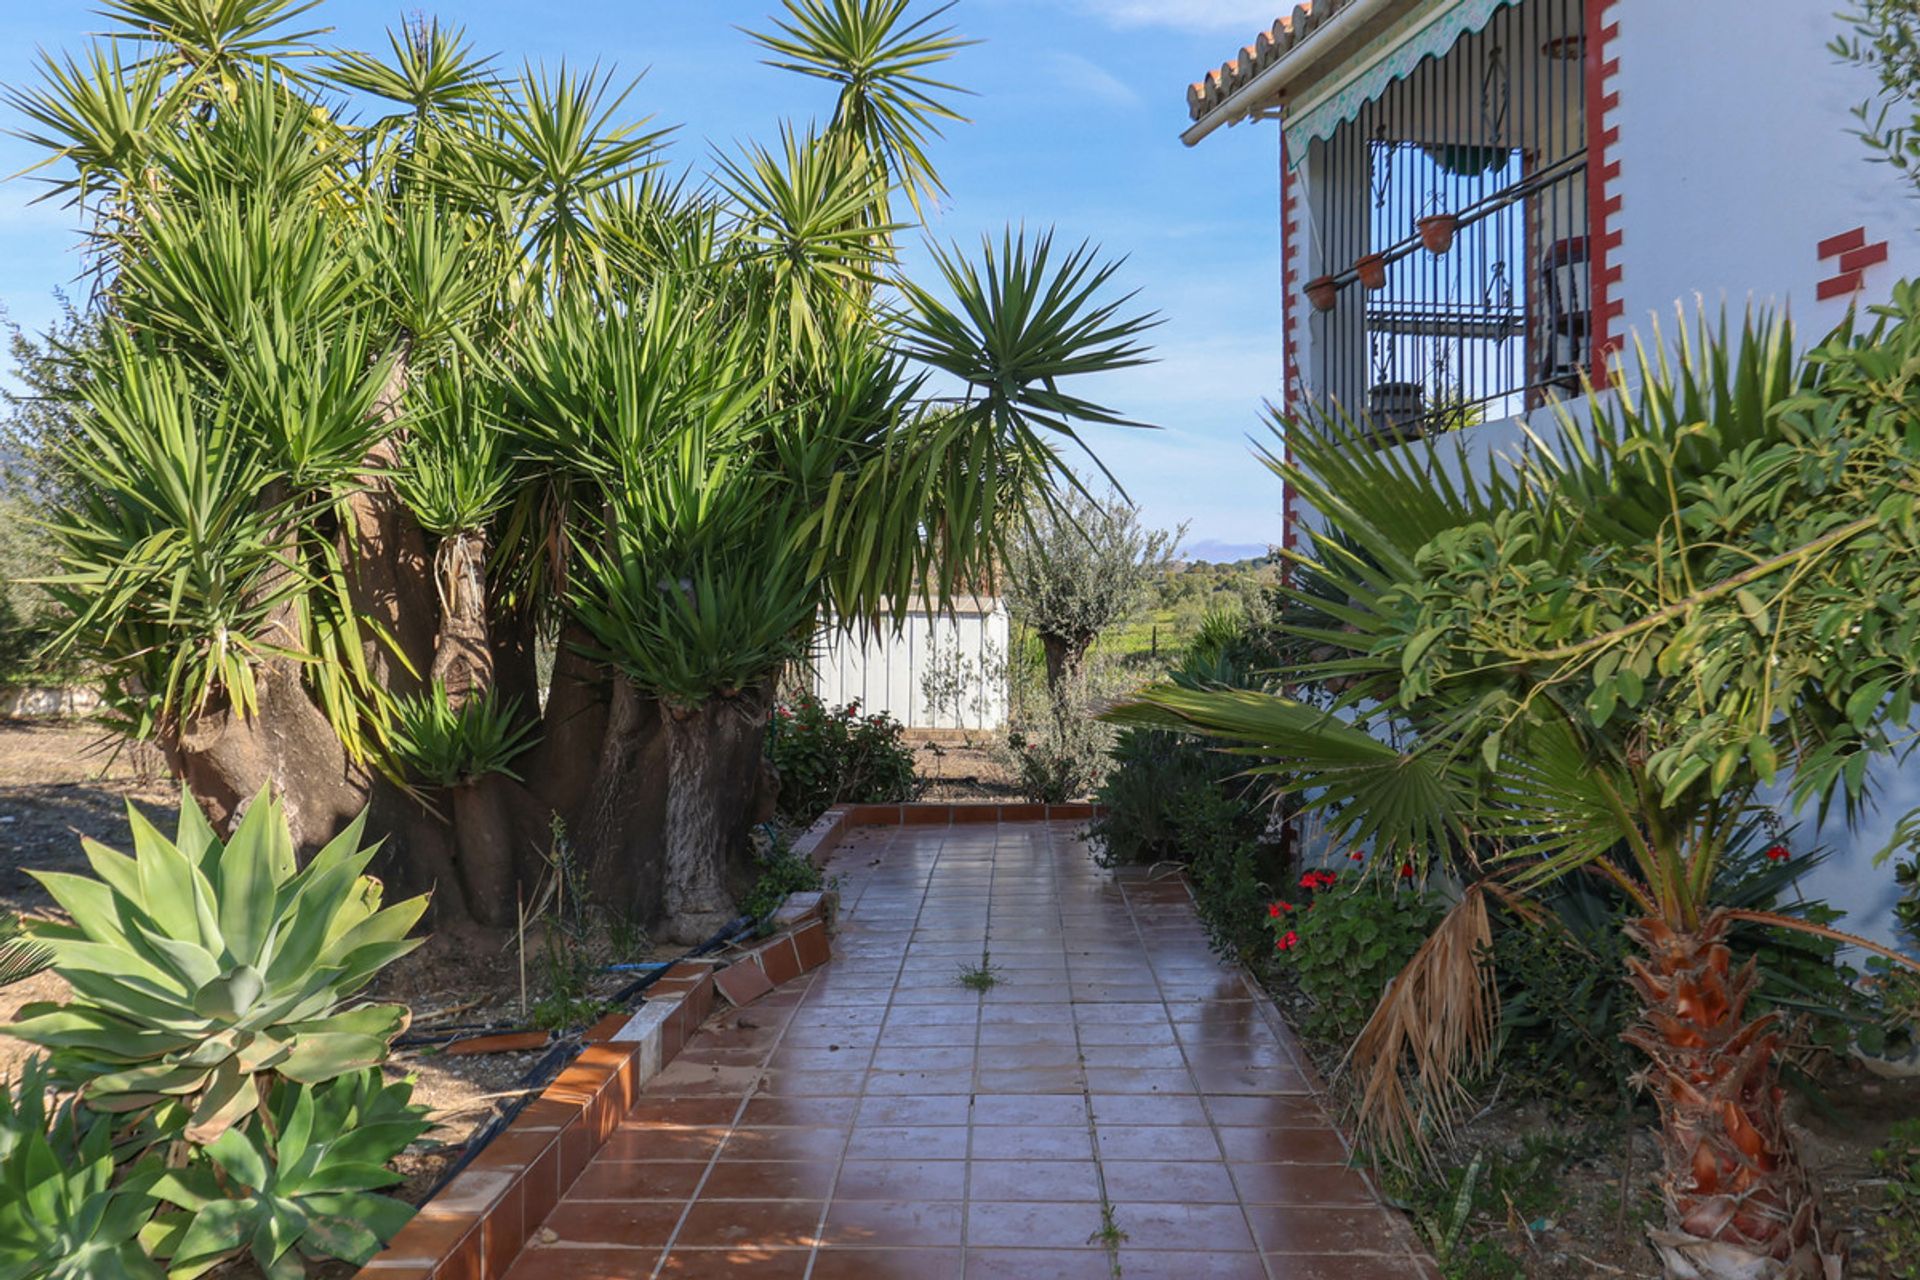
[1610,0,1920,339]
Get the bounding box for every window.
[1300,0,1589,443]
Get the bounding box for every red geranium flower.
[1348,850,1365,862]
[1765,844,1790,862]
[1274,931,1299,952]
[1398,863,1414,879]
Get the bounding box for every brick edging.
[356,911,833,1279]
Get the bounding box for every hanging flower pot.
[1305,275,1338,312]
[1355,253,1388,291]
[1418,213,1458,255]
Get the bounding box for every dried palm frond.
[1345,883,1499,1167]
[0,915,52,988]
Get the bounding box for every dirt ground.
[910,736,1021,802]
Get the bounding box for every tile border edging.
[354,912,834,1279]
[789,801,1105,869]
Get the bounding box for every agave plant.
[0,1058,164,1280]
[9,790,424,1142]
[149,1069,429,1279]
[1113,302,1920,1280]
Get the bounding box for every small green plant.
[150,1070,429,1278]
[0,793,428,1277]
[10,791,424,1140]
[765,693,921,824]
[1268,859,1445,1044]
[388,684,539,786]
[1872,1118,1920,1278]
[956,950,1001,992]
[1089,1198,1127,1275]
[741,826,826,925]
[518,820,617,1031]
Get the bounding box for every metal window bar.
[1306,0,1588,446]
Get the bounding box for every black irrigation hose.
[417,910,758,1202]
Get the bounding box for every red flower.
[1398,863,1414,879]
[1267,900,1294,918]
[1297,869,1338,892]
[1274,931,1299,952]
[1765,844,1790,862]
[1348,850,1365,862]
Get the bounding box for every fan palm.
[1112,304,1920,1280]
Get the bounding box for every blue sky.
[0,0,1293,560]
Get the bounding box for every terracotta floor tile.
[831,1158,969,1200]
[669,1198,824,1250]
[963,1247,1119,1279]
[1088,1094,1208,1126]
[874,1022,978,1047]
[655,1246,812,1276]
[965,1159,1102,1202]
[1094,1124,1223,1162]
[968,1124,1094,1161]
[715,1128,849,1163]
[976,1043,1084,1070]
[1245,1205,1409,1254]
[973,1066,1087,1094]
[869,1045,976,1071]
[736,1096,857,1128]
[540,1201,686,1248]
[976,1021,1080,1046]
[853,1096,972,1127]
[502,1244,662,1279]
[597,1127,730,1162]
[1106,1202,1256,1252]
[1216,1127,1350,1165]
[969,1094,1089,1126]
[966,1200,1109,1250]
[620,1098,743,1127]
[567,1160,709,1201]
[845,1125,970,1160]
[695,1160,837,1201]
[1118,1250,1270,1279]
[820,1199,965,1247]
[1099,1160,1239,1204]
[1230,1162,1377,1205]
[863,1068,977,1095]
[807,1247,964,1279]
[753,1069,865,1097]
[1080,1067,1196,1095]
[1204,1095,1329,1128]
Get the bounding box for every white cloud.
[1046,51,1142,107]
[1077,0,1288,36]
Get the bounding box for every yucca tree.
[1112,301,1920,1279]
[10,0,1155,935]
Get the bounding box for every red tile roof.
[1186,0,1356,125]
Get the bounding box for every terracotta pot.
[1355,253,1388,291]
[1305,275,1338,313]
[1418,213,1458,255]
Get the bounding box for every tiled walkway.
[505,820,1434,1278]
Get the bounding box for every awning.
[1285,0,1519,163]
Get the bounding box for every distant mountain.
[1180,539,1274,564]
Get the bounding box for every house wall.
[811,606,1011,733]
[1283,1,1920,949]
[1609,0,1920,342]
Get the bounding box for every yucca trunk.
[658,690,776,945]
[1622,912,1842,1280]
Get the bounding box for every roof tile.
[1188,0,1353,125]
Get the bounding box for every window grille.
[1302,0,1589,444]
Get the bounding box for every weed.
[1871,1118,1920,1278]
[1088,1200,1127,1275]
[956,950,1001,992]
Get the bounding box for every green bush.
[1872,1118,1920,1279]
[1,791,429,1276]
[740,825,825,925]
[766,693,920,823]
[1269,860,1446,1044]
[1004,716,1110,803]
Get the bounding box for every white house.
[810,596,1010,734]
[1184,0,1920,945]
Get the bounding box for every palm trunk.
[1622,911,1842,1279]
[657,690,775,944]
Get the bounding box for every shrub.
[1,791,429,1276]
[1872,1118,1920,1279]
[1178,786,1281,963]
[1003,715,1110,803]
[1268,859,1446,1044]
[740,825,825,925]
[765,693,921,823]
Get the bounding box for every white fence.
[810,599,1010,733]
